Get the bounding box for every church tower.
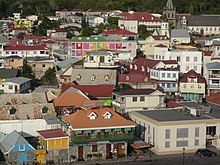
[163,0,176,26]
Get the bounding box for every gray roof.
[0,69,18,79]
[206,62,220,70]
[0,131,32,154]
[1,77,30,85]
[135,109,211,122]
[187,15,220,26]
[171,29,190,38]
[71,68,117,86]
[43,114,61,125]
[55,58,80,69]
[0,35,8,43]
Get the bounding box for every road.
[102,156,220,165]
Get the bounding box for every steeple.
[166,0,174,9]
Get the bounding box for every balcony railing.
[208,84,220,89]
[112,100,125,109]
[70,131,134,145]
[210,74,220,78]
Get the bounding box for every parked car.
[195,149,217,157]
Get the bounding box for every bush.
[93,153,98,159]
[117,153,126,159]
[70,155,76,161]
[97,153,102,159]
[87,153,93,159]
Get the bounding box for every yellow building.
[179,69,206,101]
[37,129,69,150]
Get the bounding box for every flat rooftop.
[134,102,220,122]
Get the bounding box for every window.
[41,106,48,114]
[126,76,129,81]
[186,56,189,62]
[183,84,186,88]
[167,73,171,78]
[133,97,137,102]
[40,51,45,54]
[193,66,197,71]
[177,56,180,62]
[33,51,37,54]
[161,83,165,87]
[177,128,188,138]
[173,73,176,78]
[76,74,81,81]
[167,83,170,88]
[9,107,16,115]
[32,64,36,67]
[194,57,198,62]
[195,139,199,146]
[165,141,170,148]
[9,85,13,90]
[100,56,105,63]
[91,75,96,81]
[162,73,165,78]
[186,66,189,71]
[176,140,188,147]
[172,83,176,87]
[19,145,25,151]
[165,129,170,139]
[42,64,45,68]
[105,75,110,81]
[140,96,145,102]
[92,145,98,152]
[195,127,199,137]
[90,56,94,61]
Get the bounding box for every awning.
[130,142,151,149]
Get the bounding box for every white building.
[129,101,220,155]
[0,77,31,93]
[154,45,202,74]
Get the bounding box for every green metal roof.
[69,36,107,42]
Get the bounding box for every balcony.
[84,62,119,68]
[209,74,220,79]
[112,100,125,109]
[206,135,218,140]
[208,84,220,89]
[70,131,134,145]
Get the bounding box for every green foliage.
[117,153,126,159]
[97,153,102,159]
[18,62,34,79]
[41,67,58,86]
[81,16,93,36]
[138,25,152,39]
[33,16,61,36]
[70,155,76,160]
[87,153,93,159]
[116,84,133,91]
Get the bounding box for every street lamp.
[183,148,185,165]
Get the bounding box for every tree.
[138,25,151,39]
[18,62,34,79]
[41,67,58,86]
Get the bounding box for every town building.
[68,36,137,59]
[0,77,31,94]
[4,55,24,69]
[0,130,35,164]
[154,45,202,74]
[112,89,165,114]
[129,101,220,155]
[118,12,161,33]
[163,0,176,26]
[62,107,136,160]
[47,28,67,40]
[179,69,206,101]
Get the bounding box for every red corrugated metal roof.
[61,84,113,98]
[179,69,206,83]
[37,129,68,139]
[119,12,160,22]
[166,101,183,108]
[101,29,137,35]
[206,92,220,105]
[152,35,169,40]
[4,45,47,50]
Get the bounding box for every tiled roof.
[119,12,160,22]
[179,69,206,83]
[170,29,190,38]
[101,29,137,35]
[151,35,169,40]
[61,84,113,98]
[37,129,68,139]
[154,44,168,48]
[4,45,47,50]
[162,60,178,64]
[62,107,136,129]
[0,69,18,79]
[202,50,213,56]
[119,73,147,83]
[53,92,98,107]
[114,88,156,96]
[206,92,220,105]
[54,28,67,32]
[166,101,183,108]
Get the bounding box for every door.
[106,144,111,159]
[19,153,27,163]
[78,146,83,161]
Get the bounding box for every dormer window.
[76,74,81,81]
[134,65,137,70]
[103,111,112,119]
[41,106,48,114]
[126,76,129,81]
[130,64,133,69]
[105,75,110,81]
[9,107,16,115]
[87,112,97,120]
[91,75,96,81]
[142,66,145,72]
